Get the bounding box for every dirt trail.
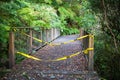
[3,34,98,80]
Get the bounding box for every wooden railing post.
[9,31,15,68]
[41,30,43,45]
[79,29,84,43]
[29,29,32,53]
[88,34,94,71]
[51,28,54,40]
[38,31,42,46]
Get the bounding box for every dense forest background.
[0,0,120,80]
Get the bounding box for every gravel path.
[3,34,99,80]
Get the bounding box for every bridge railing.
[80,29,94,71]
[8,27,60,68]
[9,28,94,72]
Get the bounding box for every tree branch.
[102,0,118,52]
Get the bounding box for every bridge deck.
[4,34,99,80]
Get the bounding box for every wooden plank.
[8,31,15,68]
[29,29,32,53]
[79,29,89,49]
[45,29,47,42]
[88,34,94,71]
[42,71,87,75]
[54,28,57,38]
[51,28,54,40]
[46,29,49,42]
[79,29,84,43]
[32,70,97,75]
[84,32,89,50]
[38,31,42,46]
[41,30,43,45]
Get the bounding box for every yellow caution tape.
[63,40,75,44]
[89,34,94,38]
[17,52,41,61]
[22,32,93,46]
[70,52,80,58]
[16,51,81,62]
[83,48,94,54]
[22,32,60,46]
[23,33,43,42]
[77,35,89,40]
[12,27,18,32]
[54,56,68,61]
[16,48,93,62]
[13,29,17,32]
[12,28,94,47]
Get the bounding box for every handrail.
[8,28,94,72]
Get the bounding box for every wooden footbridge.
[6,27,99,80]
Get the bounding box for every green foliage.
[89,0,120,79]
[0,0,62,28]
[75,0,97,32]
[58,7,76,20]
[0,0,30,27]
[61,28,79,35]
[15,54,25,64]
[94,33,120,80]
[0,24,9,68]
[0,24,9,43]
[44,0,52,4]
[31,4,62,28]
[56,0,63,4]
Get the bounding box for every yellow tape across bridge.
[13,28,94,46]
[17,48,93,62]
[22,32,93,46]
[13,28,94,62]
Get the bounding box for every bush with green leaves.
[89,0,120,79]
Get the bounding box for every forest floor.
[2,34,99,80]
